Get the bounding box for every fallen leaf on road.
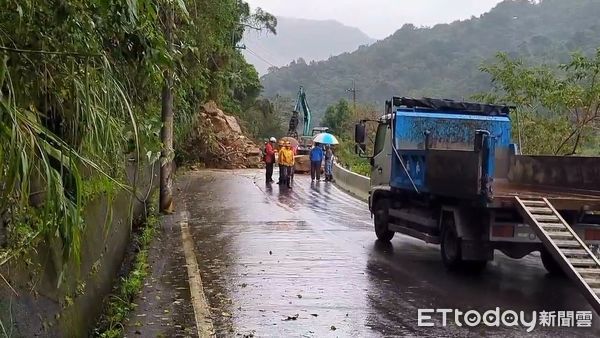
[310,314,318,317]
[297,294,302,299]
[331,325,337,331]
[241,283,248,288]
[283,314,299,321]
[222,312,232,317]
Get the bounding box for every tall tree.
[160,2,175,213]
[477,51,600,155]
[322,99,352,136]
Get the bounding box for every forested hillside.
[261,0,600,121]
[243,17,374,75]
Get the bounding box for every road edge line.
[179,210,215,337]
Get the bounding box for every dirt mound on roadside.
[181,101,263,169]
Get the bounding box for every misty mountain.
[242,17,375,75]
[260,0,600,122]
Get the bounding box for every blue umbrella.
[313,132,339,145]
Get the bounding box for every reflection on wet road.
[178,169,600,337]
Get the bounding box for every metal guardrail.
[332,162,370,201]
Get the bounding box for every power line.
[245,47,276,67]
[245,47,277,68]
[245,41,278,63]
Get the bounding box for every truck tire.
[541,249,565,276]
[441,220,463,270]
[373,199,394,242]
[440,220,487,273]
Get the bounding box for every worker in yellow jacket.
[278,141,295,188]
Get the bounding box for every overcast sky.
[246,0,505,39]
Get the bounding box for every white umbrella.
[313,132,339,145]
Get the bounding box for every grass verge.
[336,138,371,177]
[93,200,159,338]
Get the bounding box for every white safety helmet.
[269,137,276,142]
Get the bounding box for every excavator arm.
[288,86,312,138]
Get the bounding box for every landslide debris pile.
[182,101,263,169]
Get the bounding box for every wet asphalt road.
[178,169,600,337]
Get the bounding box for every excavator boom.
[288,86,312,138]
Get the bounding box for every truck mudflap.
[461,240,494,261]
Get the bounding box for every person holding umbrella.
[309,142,324,182]
[312,132,339,182]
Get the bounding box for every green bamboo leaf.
[175,0,189,17]
[0,54,7,89]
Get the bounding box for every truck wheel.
[441,221,463,270]
[373,199,394,242]
[541,249,564,276]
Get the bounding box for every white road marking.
[179,209,215,337]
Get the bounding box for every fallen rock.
[181,101,264,169]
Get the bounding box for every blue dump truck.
[354,97,600,313]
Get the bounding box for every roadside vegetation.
[320,99,378,176]
[0,0,277,280]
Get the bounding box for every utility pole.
[160,4,174,213]
[346,79,357,117]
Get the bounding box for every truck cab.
[355,97,600,274]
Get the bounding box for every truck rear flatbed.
[492,180,600,210]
